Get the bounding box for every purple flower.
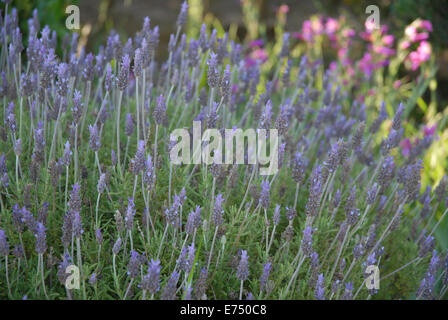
[104,64,114,92]
[164,189,185,227]
[0,229,9,256]
[111,149,117,166]
[280,32,290,58]
[34,222,47,254]
[72,211,83,238]
[301,226,315,257]
[419,235,435,257]
[5,102,16,133]
[314,273,325,300]
[82,53,94,82]
[62,141,72,166]
[68,184,82,213]
[161,271,180,300]
[207,52,219,88]
[143,155,155,187]
[112,238,122,255]
[125,113,134,137]
[97,173,106,193]
[88,124,101,152]
[11,204,24,233]
[57,62,70,96]
[273,204,281,226]
[186,242,196,273]
[353,243,365,260]
[33,121,46,154]
[142,259,161,294]
[61,212,72,249]
[392,103,404,130]
[89,273,98,285]
[236,250,249,281]
[212,193,225,227]
[341,282,353,300]
[153,94,167,125]
[305,166,323,217]
[95,228,103,245]
[14,138,21,156]
[131,140,146,175]
[57,254,73,284]
[127,250,142,278]
[259,100,273,130]
[259,180,270,209]
[134,48,143,78]
[118,54,130,91]
[125,197,136,231]
[259,262,272,292]
[72,90,83,125]
[176,1,188,28]
[0,154,8,188]
[186,206,201,235]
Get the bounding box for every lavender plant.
[0,1,446,301]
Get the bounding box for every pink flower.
[424,124,436,137]
[325,18,339,34]
[342,28,356,38]
[328,34,338,43]
[250,48,268,62]
[417,20,433,32]
[338,47,348,59]
[376,59,390,68]
[277,4,289,14]
[311,18,324,34]
[342,57,352,67]
[382,35,394,46]
[358,53,374,76]
[365,19,377,32]
[346,66,355,76]
[408,41,431,70]
[400,138,412,156]
[414,32,429,42]
[405,25,417,41]
[400,40,411,50]
[302,20,314,41]
[418,41,431,58]
[359,31,372,41]
[374,45,395,56]
[393,80,402,89]
[329,61,338,71]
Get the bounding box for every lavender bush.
[0,1,447,300]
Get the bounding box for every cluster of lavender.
[0,1,447,300]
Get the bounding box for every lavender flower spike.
[89,124,101,152]
[237,250,249,281]
[142,259,161,295]
[0,229,9,256]
[212,193,225,227]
